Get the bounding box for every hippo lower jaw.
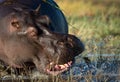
[45,61,72,76]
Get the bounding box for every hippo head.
[0,6,84,76]
[33,16,84,75]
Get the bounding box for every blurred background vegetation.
[56,0,120,56]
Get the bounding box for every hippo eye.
[67,37,73,42]
[11,21,20,29]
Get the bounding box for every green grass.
[68,14,120,55]
[56,0,120,56]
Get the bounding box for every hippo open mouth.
[45,61,72,76]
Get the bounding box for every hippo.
[0,0,84,76]
[0,0,68,33]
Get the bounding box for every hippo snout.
[57,34,84,57]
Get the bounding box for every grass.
[56,0,120,81]
[56,0,120,56]
[0,0,120,82]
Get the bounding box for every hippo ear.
[36,15,50,26]
[35,5,41,13]
[36,15,52,35]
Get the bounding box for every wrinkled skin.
[0,1,84,76]
[1,0,68,33]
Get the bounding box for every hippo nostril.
[67,37,74,47]
[67,37,73,42]
[65,43,73,48]
[63,35,73,42]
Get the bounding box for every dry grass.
[0,0,120,82]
